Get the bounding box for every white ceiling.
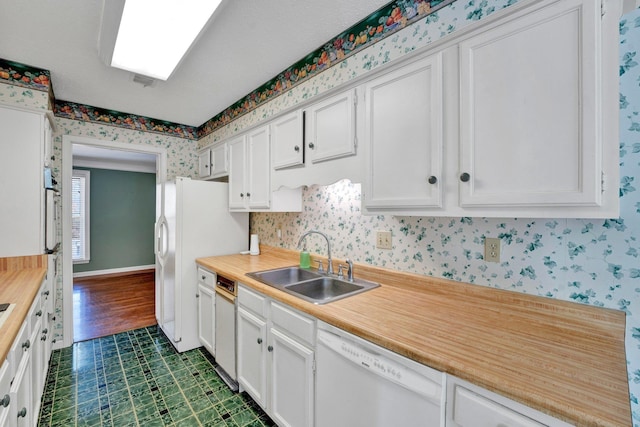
[0,0,391,127]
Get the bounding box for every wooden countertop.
[0,255,47,363]
[197,245,631,427]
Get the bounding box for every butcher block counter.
[0,255,47,363]
[197,245,630,427]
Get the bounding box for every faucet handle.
[316,260,324,273]
[337,264,345,279]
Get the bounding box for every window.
[72,169,90,263]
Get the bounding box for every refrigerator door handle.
[160,220,169,259]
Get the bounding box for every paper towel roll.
[250,234,260,255]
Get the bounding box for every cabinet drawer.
[8,322,29,381]
[27,290,42,334]
[198,267,215,288]
[452,385,545,427]
[271,301,315,347]
[238,285,267,318]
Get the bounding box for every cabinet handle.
[0,394,9,408]
[17,407,27,418]
[428,176,437,184]
[41,335,47,341]
[257,338,263,344]
[267,345,273,352]
[308,142,315,149]
[22,340,30,350]
[43,328,48,334]
[43,290,50,296]
[204,164,209,168]
[294,145,300,152]
[460,172,470,182]
[36,310,43,317]
[196,293,199,298]
[202,275,206,280]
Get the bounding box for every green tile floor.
[38,326,275,427]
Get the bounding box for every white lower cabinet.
[197,267,216,355]
[3,278,53,427]
[446,376,572,427]
[237,285,315,427]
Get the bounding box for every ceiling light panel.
[111,0,221,80]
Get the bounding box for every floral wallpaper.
[0,82,50,111]
[54,100,198,140]
[197,0,456,138]
[246,4,640,425]
[0,58,51,92]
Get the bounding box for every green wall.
[73,167,156,273]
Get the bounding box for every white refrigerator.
[155,177,249,352]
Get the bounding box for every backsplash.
[251,8,640,423]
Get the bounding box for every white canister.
[249,234,260,255]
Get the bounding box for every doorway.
[62,135,167,346]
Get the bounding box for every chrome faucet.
[298,230,333,275]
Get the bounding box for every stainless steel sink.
[246,266,379,304]
[247,266,321,286]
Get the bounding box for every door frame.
[61,135,167,347]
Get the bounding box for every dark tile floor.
[37,326,275,427]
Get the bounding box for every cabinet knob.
[0,394,9,408]
[294,145,300,152]
[17,407,27,418]
[246,192,251,197]
[22,340,30,350]
[43,328,48,334]
[428,176,437,184]
[267,345,273,352]
[460,172,471,182]
[41,335,47,341]
[240,193,244,198]
[196,293,199,298]
[202,275,206,280]
[36,310,43,317]
[257,338,263,344]
[308,142,315,149]
[205,164,209,168]
[43,290,50,296]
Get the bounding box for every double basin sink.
[246,266,380,304]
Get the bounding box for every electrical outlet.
[376,231,392,249]
[484,237,501,263]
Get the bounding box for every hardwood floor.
[73,270,156,342]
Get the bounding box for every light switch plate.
[376,231,392,249]
[484,237,501,263]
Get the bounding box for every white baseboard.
[73,264,155,278]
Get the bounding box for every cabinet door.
[197,284,215,356]
[305,89,356,163]
[228,135,248,210]
[458,0,600,208]
[198,149,212,178]
[237,307,267,408]
[269,328,314,427]
[272,110,304,169]
[9,351,31,427]
[210,143,229,178]
[0,361,10,427]
[29,317,43,421]
[364,54,444,210]
[247,126,271,209]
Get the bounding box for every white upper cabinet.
[198,149,212,178]
[271,110,304,170]
[458,0,603,210]
[198,143,229,180]
[363,53,444,211]
[363,0,619,218]
[305,89,357,163]
[229,125,272,211]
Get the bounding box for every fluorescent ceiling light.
[111,0,222,80]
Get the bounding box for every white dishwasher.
[316,321,445,427]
